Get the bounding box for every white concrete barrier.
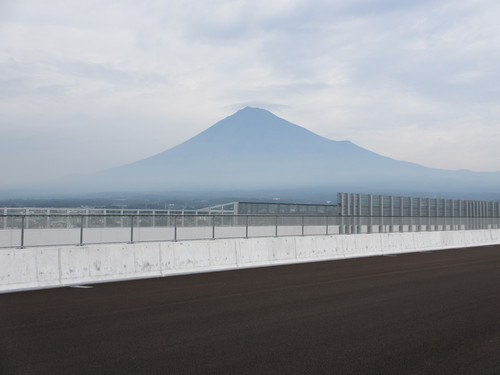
[2,229,500,293]
[380,233,416,254]
[295,236,342,261]
[413,232,442,251]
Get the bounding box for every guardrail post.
[275,215,278,237]
[20,215,25,249]
[301,216,305,236]
[245,215,249,239]
[80,215,84,246]
[130,215,134,244]
[326,216,329,235]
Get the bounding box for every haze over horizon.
[1,0,500,188]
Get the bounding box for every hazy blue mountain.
[11,106,500,197]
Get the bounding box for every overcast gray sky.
[1,0,500,187]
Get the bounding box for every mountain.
[9,107,500,197]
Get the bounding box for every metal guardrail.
[1,214,500,249]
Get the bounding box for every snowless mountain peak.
[27,107,500,195]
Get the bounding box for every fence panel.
[1,214,500,248]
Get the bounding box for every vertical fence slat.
[20,215,25,249]
[212,215,216,240]
[80,215,84,246]
[130,215,134,244]
[174,215,178,242]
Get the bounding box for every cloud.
[1,0,500,187]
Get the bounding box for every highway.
[1,245,500,374]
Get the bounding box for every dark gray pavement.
[1,245,500,374]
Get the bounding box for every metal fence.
[235,202,338,216]
[0,206,235,217]
[1,214,500,249]
[338,192,500,217]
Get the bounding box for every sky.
[1,0,500,187]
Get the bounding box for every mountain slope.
[30,107,500,195]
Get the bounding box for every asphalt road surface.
[1,245,500,374]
